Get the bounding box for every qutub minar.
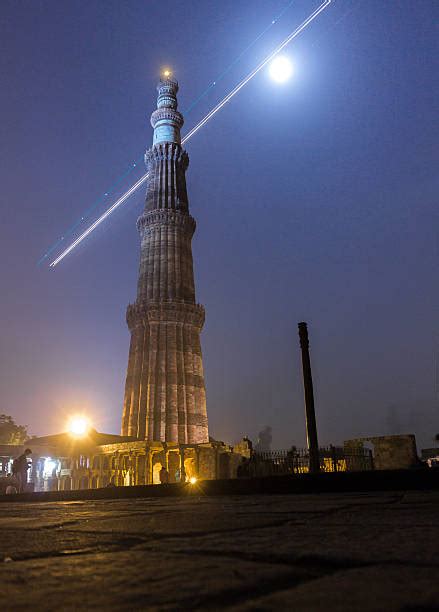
[121,75,209,444]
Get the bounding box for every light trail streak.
[50,0,331,268]
[49,173,151,267]
[43,0,296,266]
[183,0,296,114]
[180,0,331,144]
[38,157,142,266]
[42,1,296,267]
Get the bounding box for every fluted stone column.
[121,76,209,444]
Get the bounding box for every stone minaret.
[121,76,209,444]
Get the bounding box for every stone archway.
[137,455,146,485]
[152,462,162,485]
[91,476,98,489]
[184,457,196,481]
[168,452,180,483]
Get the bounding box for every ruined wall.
[198,447,217,479]
[344,435,418,470]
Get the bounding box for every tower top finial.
[151,71,183,145]
[156,73,179,107]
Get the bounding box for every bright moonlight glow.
[269,55,293,83]
[68,416,90,437]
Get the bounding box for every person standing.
[12,448,32,493]
[159,466,169,484]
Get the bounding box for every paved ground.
[1,490,438,610]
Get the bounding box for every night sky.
[1,0,438,450]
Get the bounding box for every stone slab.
[1,490,438,609]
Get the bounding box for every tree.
[0,414,28,445]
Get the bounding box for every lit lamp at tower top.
[151,71,184,146]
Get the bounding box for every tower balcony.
[137,209,196,237]
[126,301,205,331]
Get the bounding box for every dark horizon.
[1,0,438,450]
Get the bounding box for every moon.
[269,55,293,83]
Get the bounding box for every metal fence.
[249,446,373,477]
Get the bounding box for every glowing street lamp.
[68,416,90,437]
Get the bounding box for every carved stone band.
[150,108,184,129]
[144,142,188,166]
[126,301,205,330]
[137,209,196,237]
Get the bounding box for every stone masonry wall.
[345,435,418,470]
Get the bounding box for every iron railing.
[249,446,373,477]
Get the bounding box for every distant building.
[18,430,250,492]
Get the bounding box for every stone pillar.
[180,446,186,483]
[298,322,320,473]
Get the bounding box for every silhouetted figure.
[254,426,272,453]
[237,457,250,478]
[159,466,169,484]
[12,448,31,493]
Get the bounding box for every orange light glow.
[68,416,90,437]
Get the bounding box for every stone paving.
[1,490,438,610]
